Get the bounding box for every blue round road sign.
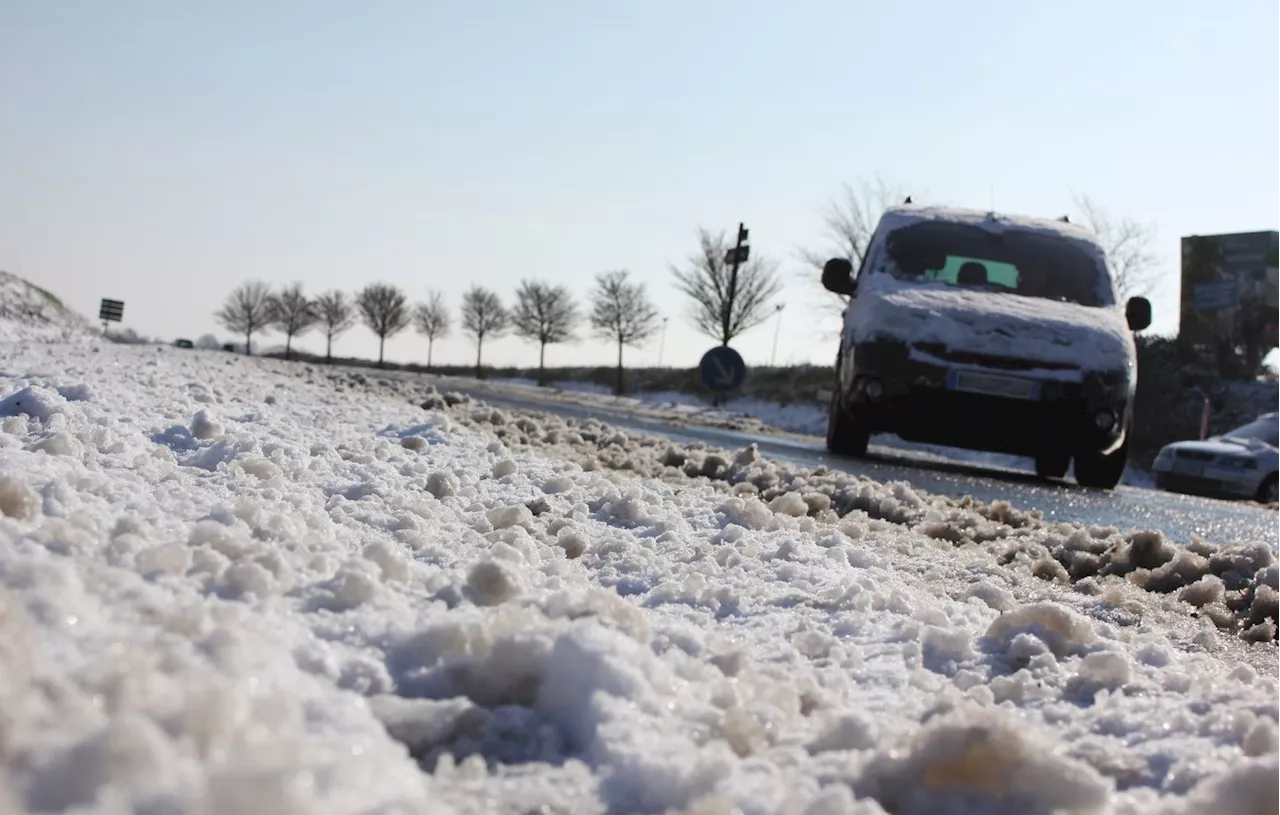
[699,345,747,394]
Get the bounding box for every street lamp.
[770,304,785,367]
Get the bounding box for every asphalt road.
[416,378,1277,549]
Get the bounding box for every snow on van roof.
[873,205,1114,281]
[878,204,1104,244]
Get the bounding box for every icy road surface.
[392,376,1278,551]
[1,341,1277,815]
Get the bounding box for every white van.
[820,204,1153,490]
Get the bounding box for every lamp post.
[769,304,785,367]
[657,316,669,367]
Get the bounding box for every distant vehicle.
[173,338,194,348]
[821,204,1152,491]
[1152,413,1279,503]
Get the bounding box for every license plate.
[946,370,1040,400]
[1172,460,1204,477]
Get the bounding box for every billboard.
[1179,230,1279,372]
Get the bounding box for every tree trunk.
[475,337,484,379]
[614,338,624,396]
[427,336,434,371]
[285,332,292,360]
[538,342,546,387]
[378,335,386,368]
[325,332,333,362]
[245,330,252,356]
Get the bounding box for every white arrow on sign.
[710,355,737,386]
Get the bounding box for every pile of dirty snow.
[1,339,1276,815]
[0,270,99,344]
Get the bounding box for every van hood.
[847,275,1134,375]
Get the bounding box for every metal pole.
[724,222,746,346]
[657,317,669,367]
[770,304,784,367]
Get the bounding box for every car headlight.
[1220,457,1258,470]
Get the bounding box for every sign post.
[721,223,749,346]
[98,298,125,336]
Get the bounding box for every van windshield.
[879,221,1114,307]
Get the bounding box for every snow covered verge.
[0,270,99,345]
[0,340,1276,815]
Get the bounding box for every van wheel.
[1073,437,1128,490]
[1257,474,1278,504]
[826,387,869,457]
[1034,450,1071,480]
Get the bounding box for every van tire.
[827,387,869,457]
[1034,450,1071,480]
[1073,436,1128,490]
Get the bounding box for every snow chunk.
[965,581,1015,612]
[136,543,192,576]
[1243,718,1278,758]
[1176,754,1278,815]
[541,474,574,494]
[0,385,64,421]
[368,694,482,757]
[984,602,1096,659]
[401,435,429,450]
[190,408,224,440]
[557,529,588,559]
[31,431,82,457]
[426,471,458,499]
[809,711,878,753]
[486,504,533,531]
[857,706,1109,814]
[491,458,518,478]
[467,559,522,605]
[0,475,41,520]
[364,540,410,582]
[1070,651,1131,692]
[1179,574,1225,608]
[55,383,94,402]
[768,491,809,517]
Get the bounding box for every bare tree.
[460,286,508,378]
[414,289,451,370]
[314,290,356,362]
[800,176,914,316]
[589,269,660,395]
[1072,193,1161,300]
[214,281,274,356]
[268,283,316,360]
[672,227,782,346]
[510,280,578,385]
[356,283,412,367]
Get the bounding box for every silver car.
[1152,413,1279,503]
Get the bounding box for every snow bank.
[1,340,1276,815]
[0,271,99,345]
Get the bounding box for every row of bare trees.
[213,270,669,394]
[212,225,790,394]
[214,281,411,365]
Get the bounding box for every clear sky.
[2,1,1277,370]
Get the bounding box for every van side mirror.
[1125,296,1152,332]
[822,258,856,297]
